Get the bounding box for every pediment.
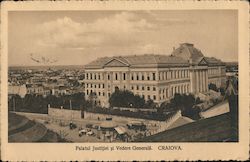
[104,58,129,67]
[198,58,208,66]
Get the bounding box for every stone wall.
[48,107,82,120]
[83,110,182,135]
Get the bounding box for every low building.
[8,84,27,98]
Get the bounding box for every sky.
[8,10,238,66]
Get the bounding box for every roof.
[85,43,225,69]
[205,57,225,66]
[171,43,225,66]
[114,126,127,134]
[171,43,204,61]
[85,54,189,69]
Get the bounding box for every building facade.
[84,43,226,107]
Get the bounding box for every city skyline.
[8,10,238,66]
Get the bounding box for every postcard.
[1,1,249,161]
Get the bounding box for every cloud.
[36,12,155,50]
[145,10,196,25]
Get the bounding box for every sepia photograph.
[7,10,239,143]
[1,1,249,161]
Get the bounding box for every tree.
[8,95,23,112]
[169,93,200,120]
[109,89,146,108]
[88,92,97,109]
[145,99,156,109]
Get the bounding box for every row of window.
[86,89,157,101]
[85,70,190,81]
[131,85,156,91]
[86,83,157,92]
[86,83,105,89]
[158,70,189,80]
[208,68,220,75]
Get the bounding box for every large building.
[84,43,226,107]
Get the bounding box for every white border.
[1,1,249,161]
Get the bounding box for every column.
[200,71,203,92]
[190,69,194,93]
[199,71,202,92]
[196,71,199,93]
[203,70,206,92]
[206,70,208,91]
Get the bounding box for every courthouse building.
[84,43,226,107]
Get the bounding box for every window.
[108,74,110,80]
[123,73,126,80]
[137,85,139,90]
[99,84,101,88]
[152,73,156,80]
[147,86,150,91]
[94,84,96,88]
[94,74,96,80]
[103,84,105,88]
[115,73,118,80]
[142,95,145,99]
[148,95,151,100]
[86,84,88,88]
[142,86,144,90]
[103,92,105,96]
[90,74,92,80]
[153,87,156,91]
[147,74,150,80]
[86,73,88,80]
[131,86,134,90]
[108,93,111,97]
[90,84,92,88]
[98,74,101,80]
[86,90,89,95]
[131,75,134,80]
[98,92,101,96]
[136,74,139,80]
[142,75,144,80]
